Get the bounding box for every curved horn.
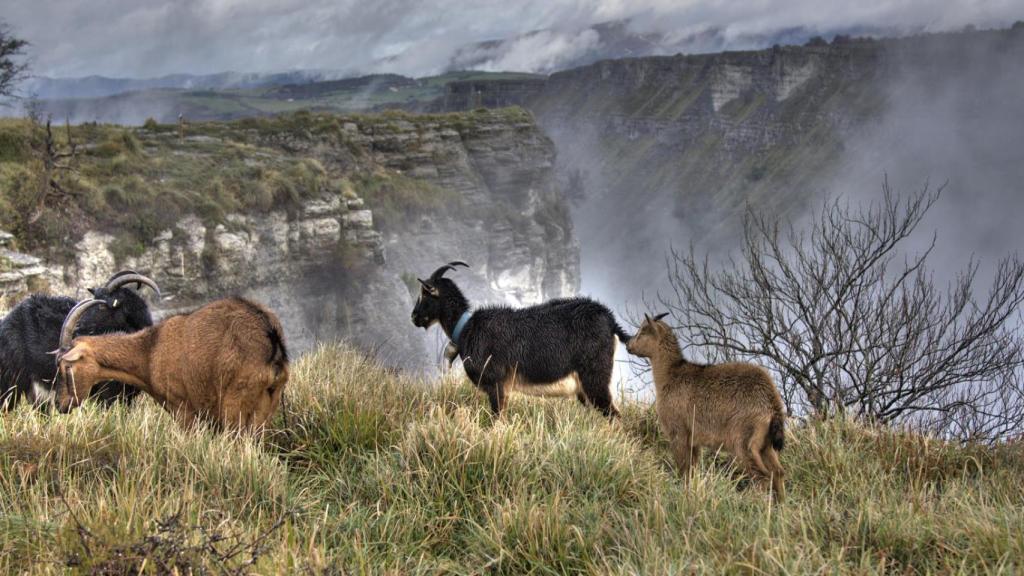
[653,312,670,322]
[104,272,161,299]
[429,261,469,282]
[58,299,108,351]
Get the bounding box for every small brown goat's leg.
[743,432,775,496]
[670,435,695,482]
[219,394,247,431]
[762,445,786,503]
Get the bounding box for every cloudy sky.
[6,0,1022,78]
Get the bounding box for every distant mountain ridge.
[25,18,907,102]
[22,69,351,100]
[444,18,900,73]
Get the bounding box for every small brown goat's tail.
[769,412,786,452]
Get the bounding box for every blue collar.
[451,311,472,346]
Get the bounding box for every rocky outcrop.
[0,232,63,314]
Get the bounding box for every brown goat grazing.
[53,297,289,432]
[626,313,787,501]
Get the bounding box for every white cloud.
[4,0,1021,78]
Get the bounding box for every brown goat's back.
[151,298,289,431]
[656,359,787,501]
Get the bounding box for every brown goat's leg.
[169,405,200,431]
[218,394,248,431]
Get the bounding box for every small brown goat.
[53,297,289,432]
[626,313,787,501]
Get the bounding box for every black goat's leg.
[481,378,504,416]
[578,363,619,419]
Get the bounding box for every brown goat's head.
[53,299,108,413]
[411,261,468,329]
[626,313,671,358]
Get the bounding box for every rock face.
[0,233,63,314]
[2,110,579,369]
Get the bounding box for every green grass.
[0,107,536,262]
[0,118,340,258]
[1,343,1021,574]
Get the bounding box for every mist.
[828,32,1024,279]
[552,28,1024,373]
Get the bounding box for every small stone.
[342,210,374,229]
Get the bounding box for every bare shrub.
[661,181,1024,441]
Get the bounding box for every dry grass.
[1,343,1022,574]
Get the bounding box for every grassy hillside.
[1,344,1021,574]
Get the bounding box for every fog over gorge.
[549,28,1024,331]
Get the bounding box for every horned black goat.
[411,261,629,417]
[0,270,160,408]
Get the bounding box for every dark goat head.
[411,261,468,329]
[83,270,161,333]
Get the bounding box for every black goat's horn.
[58,299,108,352]
[429,261,469,282]
[653,312,670,322]
[104,271,161,299]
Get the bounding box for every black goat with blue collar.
[412,261,629,417]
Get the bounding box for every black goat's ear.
[87,288,97,296]
[418,278,439,296]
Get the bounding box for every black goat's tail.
[769,412,786,452]
[613,323,632,344]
